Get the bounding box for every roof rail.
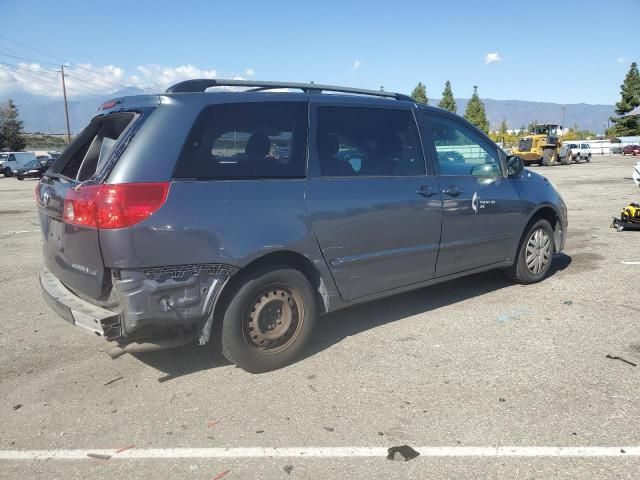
[165,79,414,102]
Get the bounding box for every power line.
[0,33,67,64]
[0,63,104,98]
[0,47,61,67]
[0,34,132,90]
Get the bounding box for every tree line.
[0,100,27,151]
[412,62,640,138]
[411,81,488,133]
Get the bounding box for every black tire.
[220,267,318,373]
[505,218,555,284]
[3,167,12,177]
[16,176,24,181]
[542,148,557,166]
[586,153,591,163]
[560,153,571,165]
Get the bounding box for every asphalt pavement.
[1,155,640,479]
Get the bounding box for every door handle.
[443,185,462,197]
[416,185,435,197]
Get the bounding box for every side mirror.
[507,155,524,176]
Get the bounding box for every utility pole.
[60,65,71,144]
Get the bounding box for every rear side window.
[175,102,308,179]
[316,106,425,177]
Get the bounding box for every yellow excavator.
[511,124,567,166]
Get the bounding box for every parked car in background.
[610,145,623,155]
[1,151,38,177]
[622,145,640,156]
[14,159,50,180]
[560,142,591,162]
[37,79,567,373]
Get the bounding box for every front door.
[305,103,443,301]
[421,113,523,277]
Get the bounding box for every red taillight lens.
[63,183,169,229]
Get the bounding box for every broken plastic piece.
[387,445,420,461]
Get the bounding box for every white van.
[0,152,38,177]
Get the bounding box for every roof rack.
[165,79,414,102]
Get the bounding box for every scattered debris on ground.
[211,469,230,480]
[387,445,420,461]
[563,300,573,305]
[283,465,294,474]
[207,420,220,428]
[115,445,135,454]
[323,426,334,432]
[87,453,111,460]
[103,376,124,386]
[605,354,638,367]
[497,307,534,322]
[13,404,22,410]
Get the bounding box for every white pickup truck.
[560,142,591,163]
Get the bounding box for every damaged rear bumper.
[39,263,238,349]
[39,267,120,338]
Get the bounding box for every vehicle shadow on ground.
[135,253,572,380]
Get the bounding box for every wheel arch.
[511,205,563,263]
[216,250,331,320]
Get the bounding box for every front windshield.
[533,125,559,135]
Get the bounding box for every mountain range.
[0,87,616,135]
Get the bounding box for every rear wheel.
[505,218,555,284]
[16,176,24,181]
[560,152,572,165]
[220,267,318,373]
[586,153,591,162]
[542,148,558,166]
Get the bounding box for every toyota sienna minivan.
[37,79,567,372]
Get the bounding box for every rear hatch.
[37,112,139,301]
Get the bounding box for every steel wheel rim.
[244,285,304,354]
[525,228,551,275]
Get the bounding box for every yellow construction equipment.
[511,124,566,166]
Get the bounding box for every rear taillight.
[63,183,169,229]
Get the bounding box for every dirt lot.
[1,155,639,479]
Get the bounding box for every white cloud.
[349,59,361,73]
[0,62,226,98]
[484,52,501,65]
[617,57,626,63]
[245,68,255,76]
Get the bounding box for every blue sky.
[1,0,638,104]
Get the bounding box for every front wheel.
[16,176,24,181]
[542,148,558,166]
[586,153,591,162]
[505,219,555,284]
[3,167,11,177]
[560,153,572,165]
[220,267,318,373]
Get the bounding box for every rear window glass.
[53,112,136,181]
[174,102,308,179]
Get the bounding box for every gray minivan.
[38,80,567,372]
